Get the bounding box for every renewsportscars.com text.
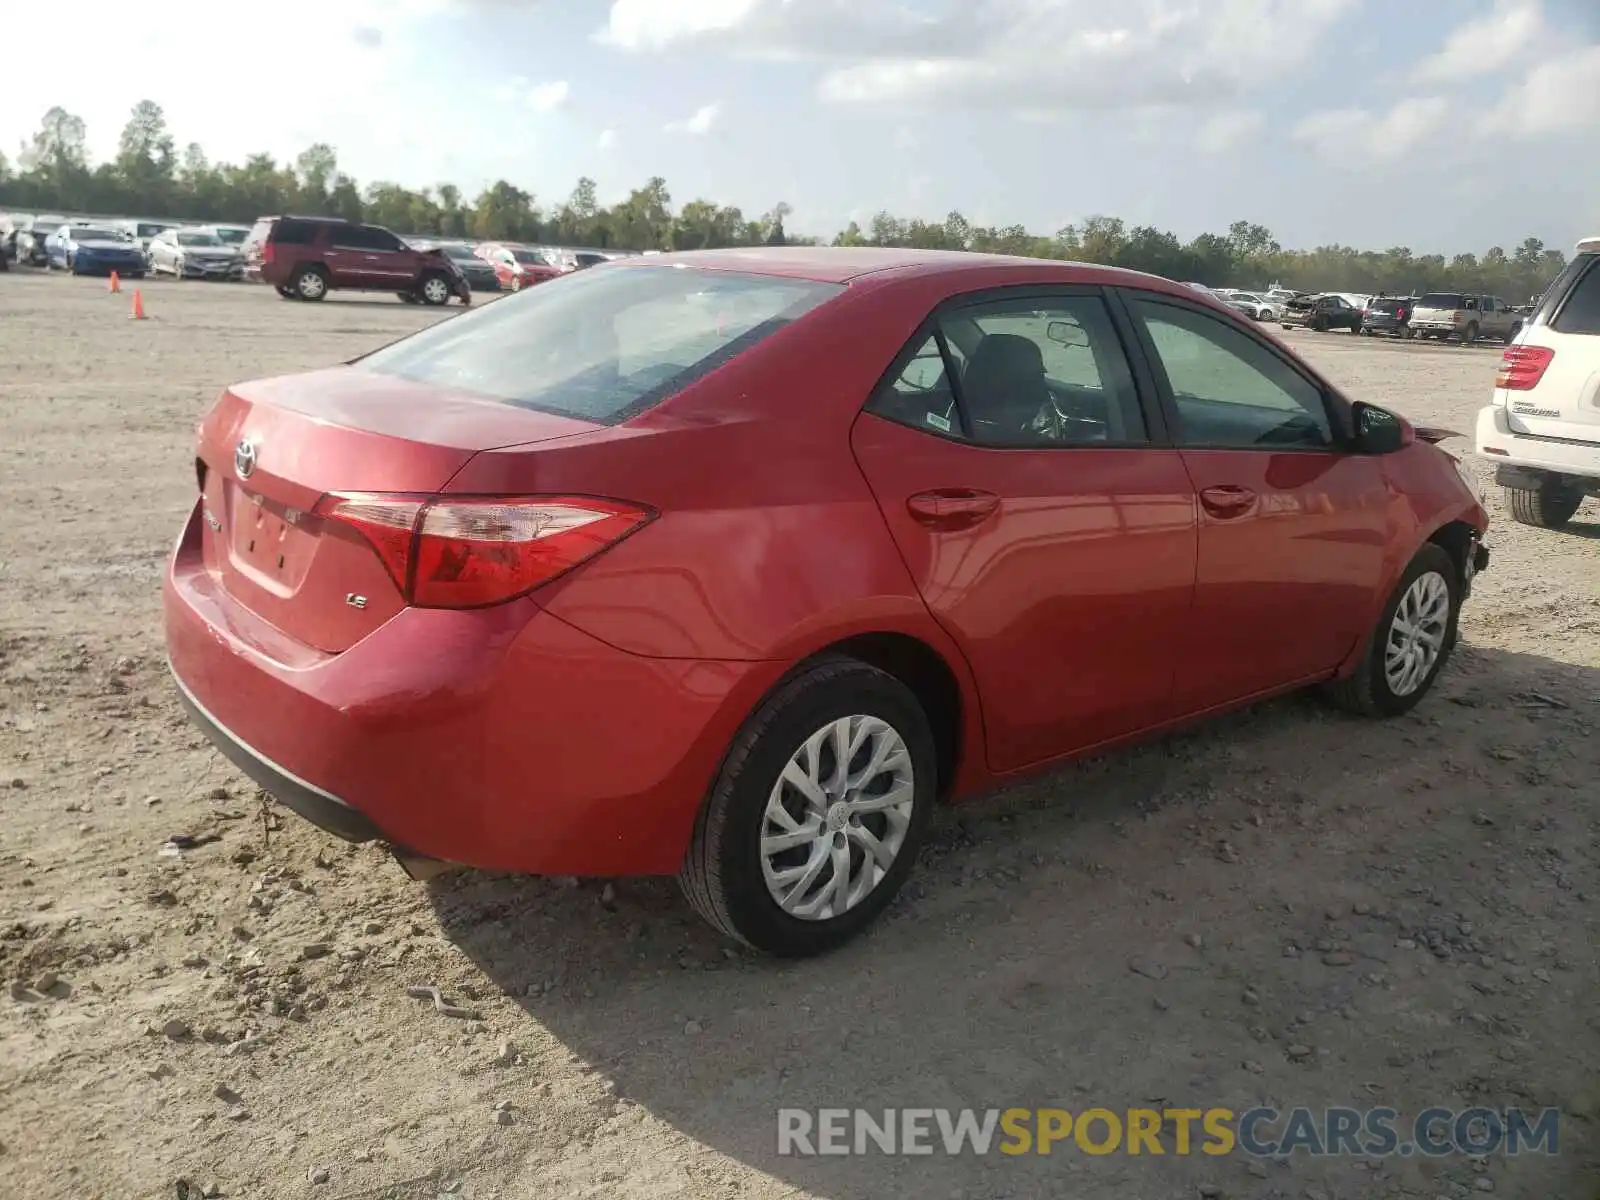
[776,1107,1560,1158]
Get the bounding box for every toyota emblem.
[234,439,258,478]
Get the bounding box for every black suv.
[243,216,471,305]
[1361,295,1419,338]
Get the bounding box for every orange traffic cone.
[129,291,147,320]
[108,270,121,294]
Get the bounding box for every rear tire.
[1461,322,1479,345]
[1325,543,1459,718]
[1505,481,1584,529]
[1506,322,1522,343]
[678,656,937,957]
[397,291,419,304]
[290,266,328,301]
[275,285,296,299]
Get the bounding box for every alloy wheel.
[1384,571,1450,696]
[422,276,449,304]
[298,272,326,300]
[759,715,915,921]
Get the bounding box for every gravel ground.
[1,271,1597,1200]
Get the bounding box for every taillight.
[261,243,276,265]
[314,493,654,608]
[1495,345,1554,391]
[1396,307,1406,321]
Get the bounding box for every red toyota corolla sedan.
[474,242,565,291]
[164,248,1489,956]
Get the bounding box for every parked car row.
[3,210,636,305]
[237,216,641,304]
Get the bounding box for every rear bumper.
[163,503,774,875]
[1474,405,1600,482]
[169,666,384,843]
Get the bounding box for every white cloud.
[1415,0,1547,83]
[526,80,570,112]
[665,102,720,135]
[600,0,759,50]
[601,0,1360,113]
[596,128,618,151]
[1196,109,1264,153]
[1293,96,1450,167]
[491,75,529,104]
[1484,43,1600,135]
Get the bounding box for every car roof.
[1578,236,1600,254]
[612,246,1197,293]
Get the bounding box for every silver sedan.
[147,229,243,281]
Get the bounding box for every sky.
[3,0,1597,255]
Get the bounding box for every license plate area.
[226,482,319,594]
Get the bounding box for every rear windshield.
[359,266,844,423]
[137,223,168,238]
[1418,293,1464,309]
[177,232,221,246]
[511,248,553,266]
[1368,298,1406,313]
[1542,253,1600,336]
[212,227,248,244]
[73,229,123,242]
[441,244,479,261]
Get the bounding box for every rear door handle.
[1199,484,1257,517]
[907,488,1000,531]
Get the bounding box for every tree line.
[0,101,1571,300]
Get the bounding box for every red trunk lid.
[194,367,598,652]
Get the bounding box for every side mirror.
[1353,402,1413,454]
[1046,320,1089,348]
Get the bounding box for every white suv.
[1474,236,1600,528]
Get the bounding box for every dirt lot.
[1,271,1597,1200]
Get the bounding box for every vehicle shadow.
[426,644,1599,1199]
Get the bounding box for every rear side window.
[867,295,1146,447]
[270,219,318,246]
[331,224,403,251]
[358,266,843,423]
[1549,254,1600,336]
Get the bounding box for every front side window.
[1129,298,1333,450]
[359,266,842,423]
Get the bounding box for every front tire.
[1325,544,1459,717]
[417,272,452,306]
[679,657,937,957]
[1505,480,1584,529]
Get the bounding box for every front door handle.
[907,488,1000,531]
[1199,484,1257,518]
